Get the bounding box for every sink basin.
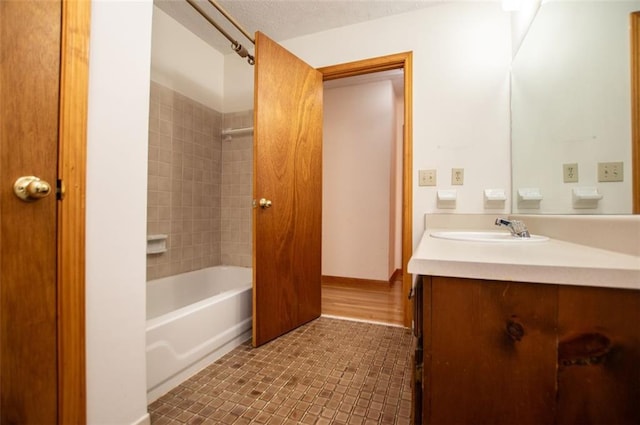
[430,231,549,243]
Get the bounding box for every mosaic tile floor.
[148,317,414,424]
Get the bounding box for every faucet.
[495,218,530,238]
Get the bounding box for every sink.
[430,231,549,243]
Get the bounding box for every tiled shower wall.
[147,82,222,281]
[147,82,253,280]
[221,111,253,267]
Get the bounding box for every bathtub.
[146,266,252,402]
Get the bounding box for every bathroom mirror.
[511,0,639,214]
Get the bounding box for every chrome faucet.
[495,218,530,238]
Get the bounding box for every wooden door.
[1,1,61,422]
[252,32,323,347]
[1,1,88,422]
[426,277,558,424]
[557,285,640,424]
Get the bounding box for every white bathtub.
[146,266,252,402]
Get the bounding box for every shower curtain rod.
[221,126,254,141]
[206,0,255,45]
[185,0,255,65]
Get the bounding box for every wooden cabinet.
[417,276,640,425]
[556,285,640,424]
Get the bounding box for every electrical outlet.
[598,161,623,182]
[451,168,464,185]
[563,163,579,183]
[419,169,436,186]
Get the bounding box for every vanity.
[409,214,640,425]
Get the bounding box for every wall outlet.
[419,169,436,186]
[451,168,464,185]
[563,163,579,183]
[598,161,623,182]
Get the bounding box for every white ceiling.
[154,0,466,55]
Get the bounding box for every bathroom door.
[252,32,323,347]
[1,0,88,422]
[0,1,60,422]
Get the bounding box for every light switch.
[598,162,623,182]
[419,169,436,186]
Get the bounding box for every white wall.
[393,95,404,272]
[86,1,152,424]
[268,3,512,247]
[223,52,254,113]
[151,6,225,111]
[323,80,395,281]
[510,0,542,56]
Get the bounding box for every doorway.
[322,70,404,325]
[319,53,413,328]
[251,49,413,346]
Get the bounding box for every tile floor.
[148,317,414,424]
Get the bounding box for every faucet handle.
[495,217,530,238]
[495,217,511,227]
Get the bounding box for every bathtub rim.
[146,265,252,323]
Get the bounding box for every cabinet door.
[557,286,640,424]
[427,277,558,424]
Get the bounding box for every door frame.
[631,12,639,214]
[318,52,414,327]
[57,0,90,422]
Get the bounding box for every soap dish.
[437,189,457,209]
[572,187,603,209]
[483,188,506,209]
[517,188,542,209]
[147,234,168,254]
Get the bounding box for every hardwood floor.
[321,274,404,326]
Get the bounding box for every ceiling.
[154,0,459,55]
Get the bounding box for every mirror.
[511,0,639,214]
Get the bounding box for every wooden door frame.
[57,0,90,422]
[631,12,640,214]
[318,52,414,327]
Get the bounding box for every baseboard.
[322,275,389,286]
[322,272,403,286]
[131,413,151,425]
[321,314,406,328]
[389,268,403,283]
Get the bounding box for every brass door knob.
[14,176,52,201]
[259,198,272,209]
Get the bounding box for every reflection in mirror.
[511,0,640,214]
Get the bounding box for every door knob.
[259,198,272,209]
[14,176,52,201]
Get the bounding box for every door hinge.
[56,179,66,200]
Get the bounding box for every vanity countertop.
[408,227,640,291]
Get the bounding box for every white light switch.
[419,169,436,186]
[598,162,623,182]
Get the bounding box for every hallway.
[148,317,413,424]
[321,277,404,326]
